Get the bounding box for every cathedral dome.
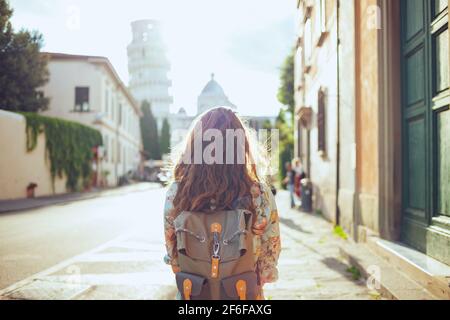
[200,74,225,96]
[197,73,236,115]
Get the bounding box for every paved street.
[0,184,374,300]
[0,184,175,299]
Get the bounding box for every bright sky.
[9,0,296,117]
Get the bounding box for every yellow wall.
[355,0,380,232]
[0,110,67,200]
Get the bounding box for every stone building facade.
[294,0,450,268]
[41,53,143,187]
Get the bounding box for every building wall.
[0,111,67,200]
[98,69,142,186]
[337,0,357,234]
[294,0,384,234]
[294,0,394,232]
[41,60,102,127]
[295,0,339,223]
[355,0,381,234]
[42,57,142,187]
[295,0,450,266]
[169,111,195,150]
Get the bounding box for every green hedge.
[20,112,103,191]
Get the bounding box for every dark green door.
[401,0,450,264]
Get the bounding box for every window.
[111,96,115,122]
[123,147,127,171]
[103,135,109,163]
[317,88,327,156]
[105,90,109,116]
[304,18,313,67]
[295,46,304,89]
[297,119,303,158]
[111,139,115,163]
[125,109,129,132]
[74,87,89,112]
[118,103,123,126]
[318,0,327,33]
[315,0,329,46]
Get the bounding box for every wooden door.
[401,0,450,264]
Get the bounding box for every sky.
[8,0,296,117]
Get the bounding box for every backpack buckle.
[211,223,222,278]
[213,235,220,256]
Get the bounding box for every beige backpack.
[173,209,262,300]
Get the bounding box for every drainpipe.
[352,0,359,241]
[335,0,341,226]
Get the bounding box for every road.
[0,184,176,299]
[0,184,374,300]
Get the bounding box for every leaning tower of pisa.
[127,19,173,129]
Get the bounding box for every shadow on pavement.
[279,216,312,234]
[321,257,366,286]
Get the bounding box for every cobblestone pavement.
[263,191,376,300]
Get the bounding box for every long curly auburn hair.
[170,107,266,215]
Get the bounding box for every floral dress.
[163,182,281,287]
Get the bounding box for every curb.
[339,243,438,300]
[0,183,163,214]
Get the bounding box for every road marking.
[0,230,173,299]
[76,252,161,262]
[0,233,127,296]
[42,271,174,286]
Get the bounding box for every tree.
[159,118,171,156]
[140,100,161,160]
[0,0,49,112]
[276,49,295,183]
[262,120,273,130]
[277,49,295,119]
[276,109,294,182]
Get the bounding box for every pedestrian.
[292,158,306,198]
[283,161,296,208]
[163,107,281,300]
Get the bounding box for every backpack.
[173,208,262,300]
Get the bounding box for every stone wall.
[337,0,357,235]
[355,0,381,234]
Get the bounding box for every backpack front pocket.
[220,271,259,300]
[176,272,210,300]
[174,212,210,262]
[220,210,252,262]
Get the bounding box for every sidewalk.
[263,190,377,300]
[0,183,162,214]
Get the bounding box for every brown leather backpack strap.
[235,280,247,300]
[183,278,192,300]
